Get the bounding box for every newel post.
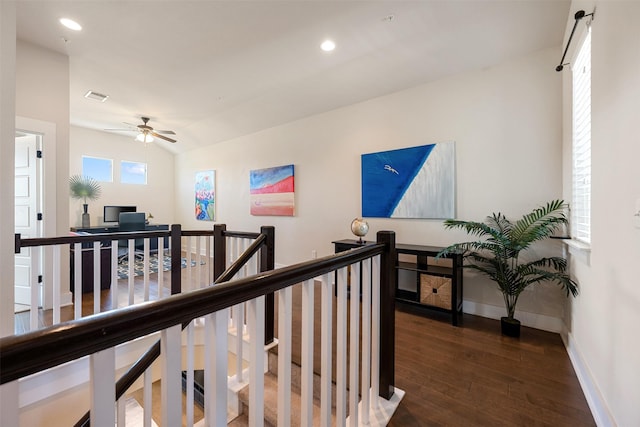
[260,226,275,345]
[213,224,227,281]
[170,224,182,295]
[377,230,396,400]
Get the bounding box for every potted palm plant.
[69,175,102,227]
[437,200,578,337]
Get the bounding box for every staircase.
[235,351,336,426]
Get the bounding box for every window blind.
[572,30,591,243]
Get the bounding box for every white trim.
[561,331,616,427]
[15,116,57,310]
[564,239,591,266]
[462,300,564,333]
[345,387,405,426]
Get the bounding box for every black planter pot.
[501,317,521,338]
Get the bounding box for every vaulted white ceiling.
[16,1,570,153]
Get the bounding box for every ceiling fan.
[107,117,177,143]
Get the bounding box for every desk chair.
[118,212,146,263]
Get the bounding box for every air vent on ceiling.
[84,90,109,102]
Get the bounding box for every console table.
[333,239,463,326]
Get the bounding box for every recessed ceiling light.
[320,40,336,52]
[60,18,82,31]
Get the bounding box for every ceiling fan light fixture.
[136,132,154,143]
[60,18,82,31]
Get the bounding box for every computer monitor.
[103,205,137,223]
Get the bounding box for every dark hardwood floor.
[14,274,594,426]
[389,304,595,427]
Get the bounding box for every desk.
[69,224,169,293]
[70,224,169,250]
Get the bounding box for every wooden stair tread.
[238,371,334,426]
[227,413,249,426]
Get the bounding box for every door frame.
[16,116,57,310]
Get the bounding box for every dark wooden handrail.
[15,230,171,251]
[0,242,385,385]
[179,230,261,239]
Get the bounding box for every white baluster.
[336,267,348,424]
[157,237,164,298]
[111,240,119,310]
[277,286,292,427]
[52,245,60,324]
[301,279,314,425]
[205,235,212,286]
[195,236,202,288]
[248,296,265,426]
[128,239,135,306]
[144,366,152,427]
[143,238,150,301]
[161,324,182,427]
[186,235,193,292]
[349,262,361,427]
[205,309,228,426]
[235,302,244,383]
[30,245,40,329]
[371,255,381,405]
[93,241,101,313]
[320,273,333,427]
[361,258,372,423]
[74,242,82,320]
[186,322,195,427]
[90,347,115,427]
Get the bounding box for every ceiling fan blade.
[151,131,176,143]
[105,128,136,132]
[123,122,140,127]
[155,130,176,135]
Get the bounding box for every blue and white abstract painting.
[361,142,455,219]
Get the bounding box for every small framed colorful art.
[195,170,215,221]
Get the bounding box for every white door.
[14,132,42,306]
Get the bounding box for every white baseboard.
[60,291,72,307]
[462,300,564,333]
[561,331,616,427]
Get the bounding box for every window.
[571,29,591,243]
[121,161,147,185]
[82,156,113,182]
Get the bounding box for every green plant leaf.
[69,175,102,203]
[438,199,578,319]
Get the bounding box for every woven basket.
[420,274,452,309]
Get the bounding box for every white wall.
[563,1,640,426]
[176,46,569,328]
[16,40,69,236]
[69,126,176,226]
[0,0,16,342]
[14,40,70,310]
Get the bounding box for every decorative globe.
[351,218,369,243]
